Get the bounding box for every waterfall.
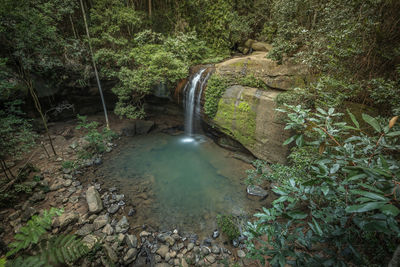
[183,69,210,136]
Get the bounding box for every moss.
[214,94,257,147]
[204,74,229,118]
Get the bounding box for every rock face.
[208,85,290,164]
[86,186,103,214]
[215,51,306,91]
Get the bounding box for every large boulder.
[214,52,306,91]
[251,42,272,52]
[207,85,290,164]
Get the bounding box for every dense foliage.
[245,106,400,266]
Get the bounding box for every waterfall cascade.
[183,69,211,136]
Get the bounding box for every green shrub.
[61,160,74,170]
[217,214,240,241]
[204,74,229,118]
[245,106,400,266]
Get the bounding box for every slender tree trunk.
[1,160,10,181]
[69,15,78,39]
[148,0,152,17]
[79,0,110,129]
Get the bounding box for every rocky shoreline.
[0,115,254,266]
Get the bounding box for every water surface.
[99,132,257,237]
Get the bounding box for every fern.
[0,257,6,267]
[40,234,90,265]
[6,256,46,267]
[6,208,63,257]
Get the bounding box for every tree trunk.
[148,0,152,17]
[1,160,10,181]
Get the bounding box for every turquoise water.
[100,133,257,236]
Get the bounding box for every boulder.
[86,186,103,214]
[135,120,155,135]
[208,85,290,164]
[251,42,272,52]
[247,185,268,198]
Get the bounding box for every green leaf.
[311,217,323,236]
[296,135,304,147]
[380,204,400,217]
[283,135,296,146]
[349,190,388,201]
[286,211,308,219]
[386,131,400,137]
[362,113,381,133]
[345,201,386,213]
[321,186,329,196]
[347,109,359,129]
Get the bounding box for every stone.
[123,248,137,264]
[9,210,20,221]
[30,192,45,203]
[82,234,99,250]
[155,264,170,267]
[93,214,109,230]
[205,255,216,264]
[86,186,103,213]
[117,233,125,243]
[128,208,136,216]
[126,234,138,248]
[202,247,210,255]
[107,204,119,214]
[59,212,79,228]
[165,253,171,262]
[232,239,239,248]
[212,230,220,239]
[187,243,194,251]
[121,123,136,137]
[170,251,177,258]
[232,153,256,164]
[173,258,180,265]
[237,249,246,258]
[156,245,169,258]
[21,207,37,222]
[113,194,124,201]
[140,231,151,237]
[104,244,118,263]
[165,235,175,246]
[247,185,268,198]
[181,258,189,267]
[135,120,155,135]
[76,224,94,236]
[50,179,64,191]
[155,255,162,263]
[102,224,114,235]
[63,179,72,187]
[116,216,129,233]
[211,245,220,254]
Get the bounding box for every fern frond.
[5,255,46,267]
[6,208,63,257]
[40,234,89,265]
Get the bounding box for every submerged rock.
[135,120,155,135]
[247,185,268,198]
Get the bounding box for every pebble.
[237,249,246,258]
[108,204,120,214]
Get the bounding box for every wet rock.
[86,186,103,213]
[135,120,155,135]
[107,204,119,214]
[93,157,102,165]
[202,247,210,255]
[117,200,125,206]
[104,243,118,263]
[156,245,169,258]
[113,194,124,201]
[247,185,268,198]
[59,212,79,229]
[203,238,212,246]
[233,152,256,164]
[232,239,239,247]
[212,229,220,239]
[109,186,117,192]
[126,234,138,248]
[76,224,94,236]
[123,248,137,264]
[93,214,109,230]
[237,249,246,258]
[82,234,99,250]
[121,123,136,137]
[140,231,151,238]
[155,255,162,263]
[102,224,114,235]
